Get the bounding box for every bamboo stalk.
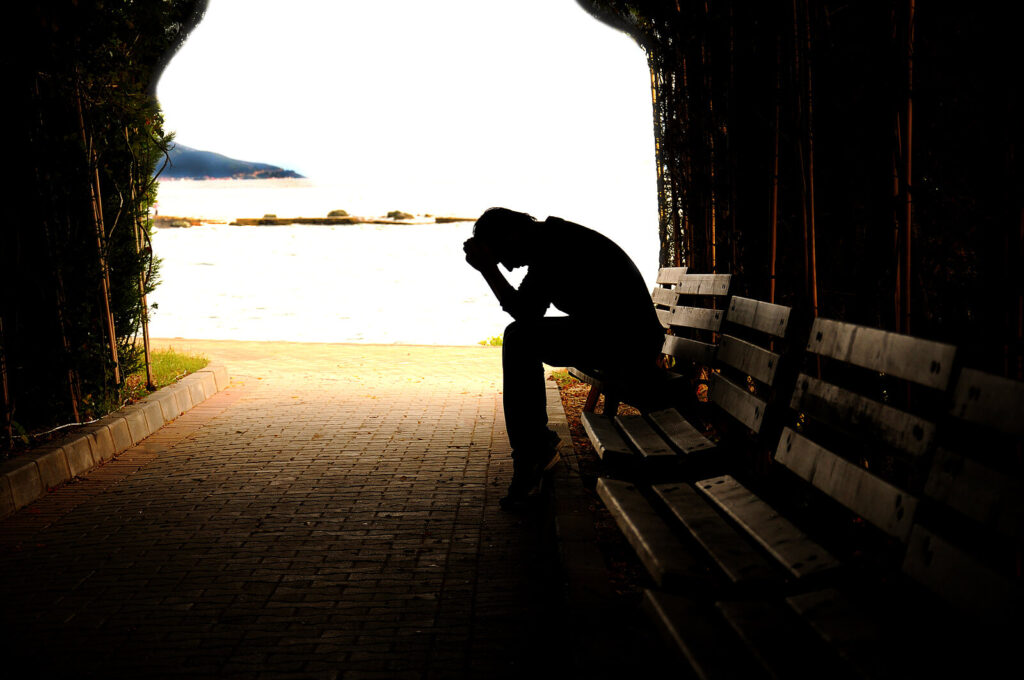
[126,128,155,390]
[0,317,11,450]
[804,0,819,318]
[75,83,120,386]
[901,0,915,335]
[770,36,781,304]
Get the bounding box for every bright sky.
[156,0,659,272]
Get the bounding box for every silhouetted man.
[463,207,663,510]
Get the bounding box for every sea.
[148,178,658,345]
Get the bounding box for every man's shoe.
[499,440,560,511]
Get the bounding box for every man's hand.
[463,237,498,272]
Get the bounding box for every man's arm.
[463,238,544,320]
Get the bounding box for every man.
[463,207,663,510]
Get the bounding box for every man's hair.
[472,207,535,245]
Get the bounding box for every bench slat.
[654,483,780,585]
[597,478,705,589]
[775,428,918,540]
[924,447,1023,538]
[785,589,895,679]
[581,412,634,463]
[649,408,716,454]
[805,318,956,390]
[716,599,851,679]
[669,305,725,332]
[791,374,936,457]
[717,335,781,386]
[656,266,689,285]
[656,308,672,329]
[709,373,767,432]
[651,286,680,307]
[567,366,600,387]
[673,274,732,296]
[616,414,677,459]
[696,475,840,579]
[902,524,1022,618]
[950,367,1024,437]
[643,590,768,680]
[726,296,792,338]
[663,335,717,365]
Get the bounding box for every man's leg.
[501,317,595,455]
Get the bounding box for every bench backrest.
[653,269,796,436]
[775,318,956,543]
[654,268,732,368]
[707,296,794,434]
[905,367,1024,618]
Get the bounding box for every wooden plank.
[950,367,1024,437]
[716,599,851,679]
[657,308,672,329]
[902,524,1022,619]
[596,478,705,589]
[669,305,725,332]
[709,373,767,432]
[568,366,601,388]
[785,589,896,679]
[663,335,717,365]
[790,374,936,457]
[656,266,689,285]
[651,286,679,307]
[674,274,732,296]
[924,447,1023,537]
[649,408,716,454]
[805,318,956,390]
[654,483,780,585]
[696,475,840,579]
[717,335,781,386]
[616,414,676,459]
[775,428,918,540]
[642,590,768,680]
[726,296,792,338]
[580,412,634,462]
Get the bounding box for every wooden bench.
[575,268,796,480]
[600,317,1023,677]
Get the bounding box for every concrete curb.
[0,364,229,520]
[544,375,615,607]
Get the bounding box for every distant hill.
[159,144,304,179]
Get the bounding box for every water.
[149,178,658,345]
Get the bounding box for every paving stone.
[63,435,94,476]
[0,457,43,510]
[171,383,194,414]
[0,341,573,678]
[77,422,116,463]
[140,400,166,433]
[26,446,71,489]
[105,414,134,452]
[123,404,152,444]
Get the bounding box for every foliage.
[1,1,208,445]
[327,209,349,217]
[478,335,504,347]
[547,369,577,388]
[578,1,1022,371]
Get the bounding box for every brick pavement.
[0,340,575,679]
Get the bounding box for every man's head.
[472,207,537,269]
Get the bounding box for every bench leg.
[603,396,620,416]
[583,385,601,413]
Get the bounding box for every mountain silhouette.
[159,144,304,179]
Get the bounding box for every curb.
[544,376,615,607]
[0,364,230,520]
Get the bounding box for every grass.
[548,368,576,387]
[122,347,210,404]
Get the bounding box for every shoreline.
[153,215,473,228]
